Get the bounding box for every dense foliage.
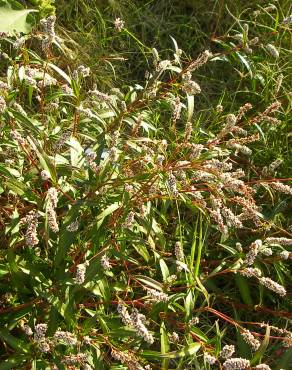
[0,1,291,369]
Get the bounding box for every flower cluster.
[117,305,154,344]
[241,329,260,351]
[20,210,40,246]
[145,288,169,302]
[223,357,250,369]
[220,344,235,359]
[40,15,56,52]
[74,262,89,284]
[46,187,59,233]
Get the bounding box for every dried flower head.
[244,240,262,265]
[167,172,179,196]
[269,182,292,195]
[40,15,56,52]
[172,97,182,122]
[184,121,193,141]
[62,353,88,365]
[73,65,90,79]
[111,348,143,369]
[123,211,135,228]
[174,241,184,261]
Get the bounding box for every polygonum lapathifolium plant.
[0,10,291,370]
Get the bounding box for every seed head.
[24,210,40,246]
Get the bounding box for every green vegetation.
[0,0,291,369]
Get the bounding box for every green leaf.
[10,110,40,136]
[190,327,209,342]
[235,51,253,78]
[135,275,164,291]
[142,342,201,359]
[0,329,30,353]
[159,258,169,282]
[69,137,84,167]
[274,347,292,370]
[132,243,150,262]
[187,94,194,122]
[160,322,170,369]
[235,274,253,305]
[96,203,120,230]
[0,2,38,34]
[251,325,270,365]
[48,62,71,84]
[0,355,28,370]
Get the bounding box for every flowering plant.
[0,2,291,369]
